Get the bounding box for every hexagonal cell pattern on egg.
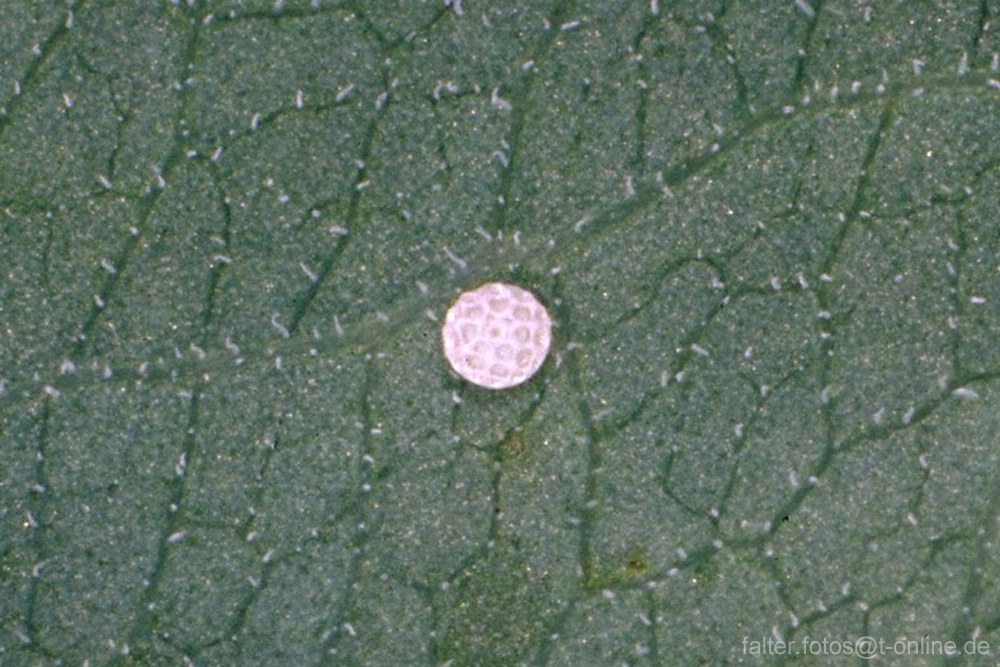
[441,282,552,389]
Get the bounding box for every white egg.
[441,282,552,389]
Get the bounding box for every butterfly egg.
[441,282,552,389]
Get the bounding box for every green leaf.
[2,1,999,665]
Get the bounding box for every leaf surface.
[2,1,999,665]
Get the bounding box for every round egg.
[441,282,552,389]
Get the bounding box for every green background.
[2,1,999,665]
